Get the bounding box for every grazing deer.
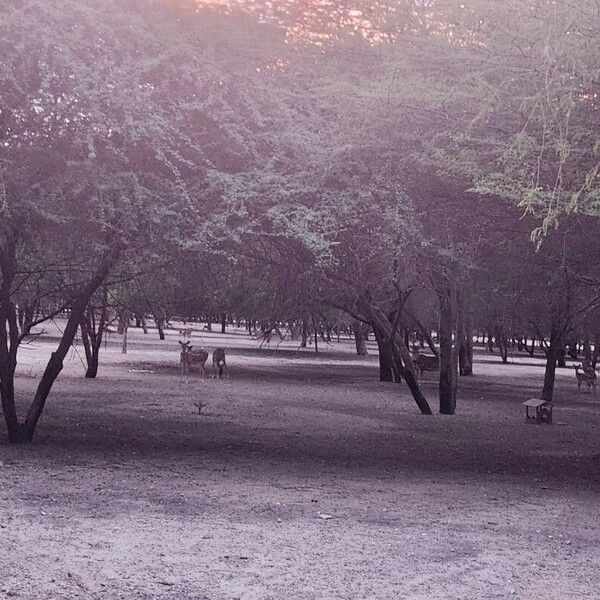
[211,348,229,379]
[411,348,439,378]
[575,365,596,393]
[179,328,193,342]
[179,341,209,377]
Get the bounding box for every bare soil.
[1,324,599,599]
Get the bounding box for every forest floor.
[0,323,599,600]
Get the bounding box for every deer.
[410,345,439,378]
[575,365,596,394]
[179,328,193,342]
[580,359,596,378]
[211,347,229,379]
[179,341,209,377]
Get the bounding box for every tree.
[0,0,287,442]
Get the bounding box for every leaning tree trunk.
[389,335,431,414]
[0,242,121,443]
[362,299,432,415]
[438,288,458,415]
[154,314,165,341]
[407,312,439,358]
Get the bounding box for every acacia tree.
[0,0,285,442]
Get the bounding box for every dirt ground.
[0,323,599,600]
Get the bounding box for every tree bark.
[352,320,369,356]
[121,314,129,353]
[300,318,308,348]
[154,315,165,341]
[80,289,108,379]
[438,288,458,415]
[496,328,509,364]
[361,298,432,415]
[373,327,396,382]
[486,330,495,353]
[457,291,473,376]
[406,311,439,357]
[557,343,567,368]
[542,331,562,404]
[583,333,592,366]
[0,244,122,443]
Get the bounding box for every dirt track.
[0,325,599,599]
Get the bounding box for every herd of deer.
[178,328,229,379]
[177,328,598,391]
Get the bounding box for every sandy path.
[0,325,599,599]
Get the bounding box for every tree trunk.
[407,311,439,357]
[457,292,473,376]
[0,237,121,442]
[582,334,592,366]
[557,343,567,368]
[486,331,494,353]
[80,293,108,379]
[155,315,165,341]
[352,320,369,356]
[122,318,129,354]
[5,251,121,442]
[542,333,561,404]
[300,319,308,348]
[85,344,101,379]
[496,329,509,364]
[591,332,599,369]
[438,288,458,415]
[221,313,226,334]
[374,328,396,382]
[361,299,432,415]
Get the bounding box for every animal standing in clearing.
[179,341,209,377]
[212,348,229,379]
[575,365,596,393]
[411,351,439,378]
[179,328,193,342]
